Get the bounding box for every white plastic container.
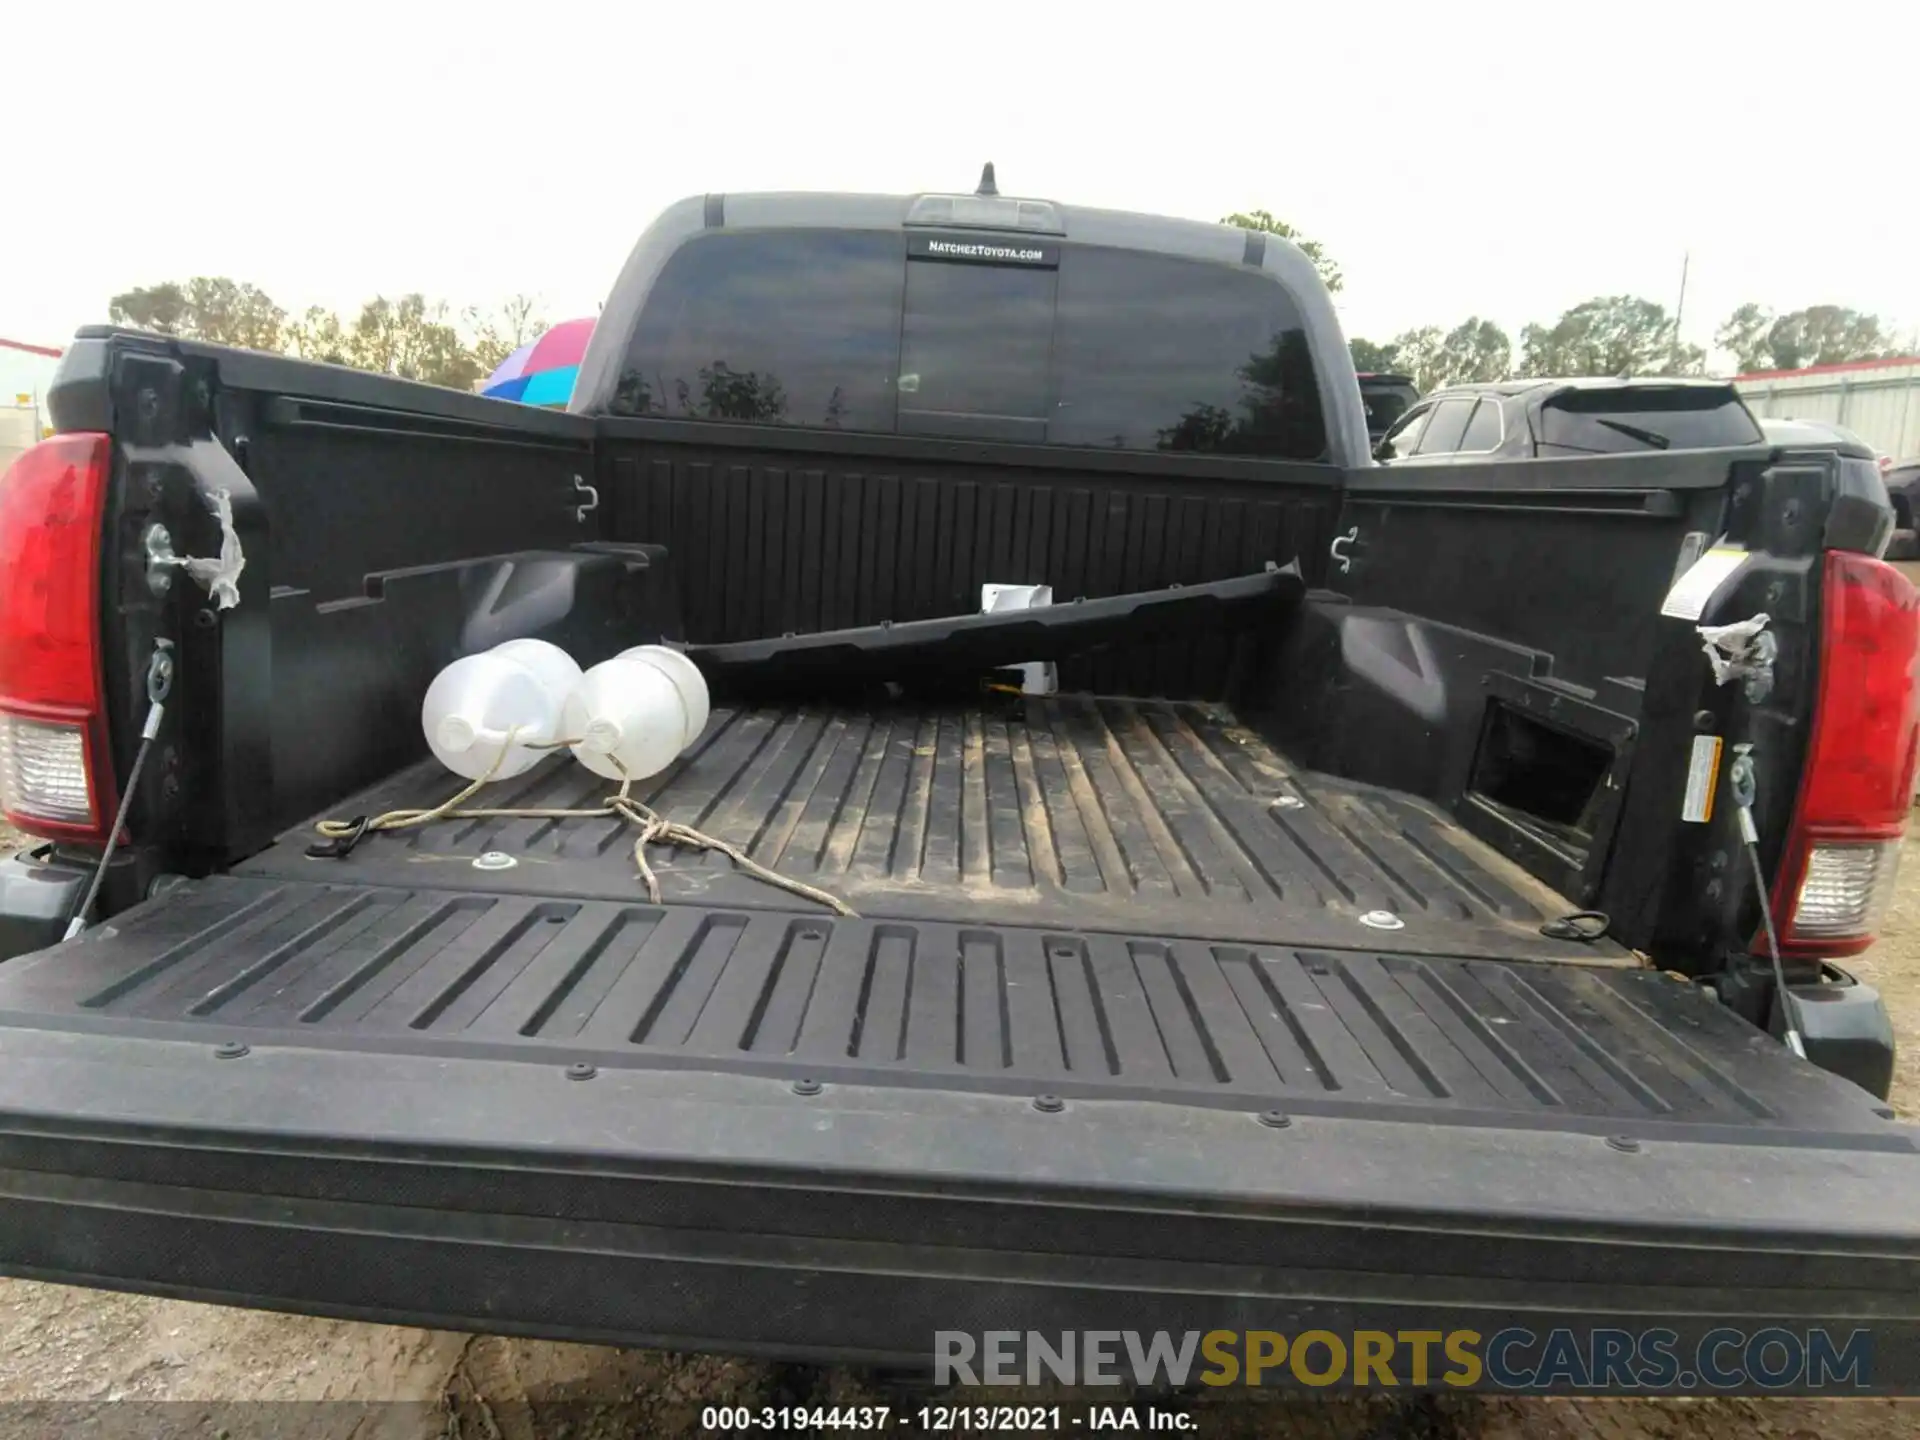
[491,638,584,712]
[565,647,710,782]
[981,582,1057,695]
[616,645,710,744]
[420,650,566,781]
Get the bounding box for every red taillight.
[1769,550,1920,956]
[0,433,117,843]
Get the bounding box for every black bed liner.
[0,873,1886,1133]
[4,697,1913,1362]
[0,912,1914,1366]
[0,847,1913,1362]
[241,697,1623,962]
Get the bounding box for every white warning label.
[1682,734,1723,823]
[1661,546,1748,621]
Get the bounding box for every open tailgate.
[0,874,1916,1365]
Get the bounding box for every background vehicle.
[1758,418,1914,559]
[1883,457,1920,560]
[1356,371,1419,444]
[1376,376,1763,462]
[0,183,1915,1363]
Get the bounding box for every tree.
[286,306,352,366]
[110,277,287,351]
[1436,317,1512,384]
[107,282,188,336]
[1385,317,1514,391]
[1386,326,1446,392]
[342,294,485,391]
[107,274,543,392]
[1715,302,1774,374]
[1221,210,1343,293]
[1518,295,1702,378]
[1349,338,1400,373]
[468,294,549,374]
[1716,304,1891,373]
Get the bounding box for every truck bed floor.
[0,706,1892,1154]
[242,697,1618,963]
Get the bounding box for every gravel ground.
[1,808,1915,1439]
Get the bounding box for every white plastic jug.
[565,648,709,782]
[616,645,710,745]
[421,650,565,781]
[491,638,584,712]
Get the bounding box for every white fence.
[1736,359,1920,462]
[0,405,43,474]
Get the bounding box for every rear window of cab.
[610,229,1330,461]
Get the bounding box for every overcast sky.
[3,0,1915,389]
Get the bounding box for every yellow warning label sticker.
[1682,734,1723,823]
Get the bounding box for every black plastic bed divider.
[682,563,1304,688]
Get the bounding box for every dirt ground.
[0,806,1915,1438]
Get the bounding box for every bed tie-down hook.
[1329,526,1360,576]
[572,474,599,523]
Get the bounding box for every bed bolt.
[1257,1110,1293,1130]
[1033,1094,1065,1113]
[1273,795,1305,811]
[565,1062,597,1082]
[791,1077,822,1096]
[1359,910,1405,931]
[213,1041,249,1060]
[1606,1135,1641,1153]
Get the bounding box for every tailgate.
[0,875,1915,1361]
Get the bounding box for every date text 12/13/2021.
[701,1405,1195,1432]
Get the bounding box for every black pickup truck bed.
[236,697,1618,959]
[0,697,1884,1136]
[11,710,1909,1364]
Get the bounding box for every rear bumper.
[1,1026,1917,1371]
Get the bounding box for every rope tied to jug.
[314,731,858,918]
